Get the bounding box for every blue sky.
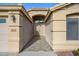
[23,3,58,10]
[0,3,58,10]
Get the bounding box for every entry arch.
[32,14,45,22]
[32,14,46,37]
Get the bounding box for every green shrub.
[72,48,79,56]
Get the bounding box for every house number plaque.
[11,29,16,32]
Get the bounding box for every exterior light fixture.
[11,15,16,23]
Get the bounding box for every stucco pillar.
[8,11,20,53]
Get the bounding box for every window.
[0,19,6,23]
[67,18,78,40]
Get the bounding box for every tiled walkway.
[18,36,57,56]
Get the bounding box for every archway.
[32,15,45,37]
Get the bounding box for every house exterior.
[0,3,79,54]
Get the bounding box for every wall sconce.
[11,15,16,23]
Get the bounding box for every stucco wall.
[19,13,33,51]
[45,13,53,48]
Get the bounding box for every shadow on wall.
[19,30,40,53]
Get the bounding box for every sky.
[23,3,58,10]
[0,3,58,10]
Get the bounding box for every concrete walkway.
[18,36,57,56]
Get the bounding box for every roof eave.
[50,3,71,11]
[20,6,33,23]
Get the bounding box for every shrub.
[72,48,79,56]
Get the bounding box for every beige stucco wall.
[50,4,79,51]
[19,13,33,51]
[45,12,53,48]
